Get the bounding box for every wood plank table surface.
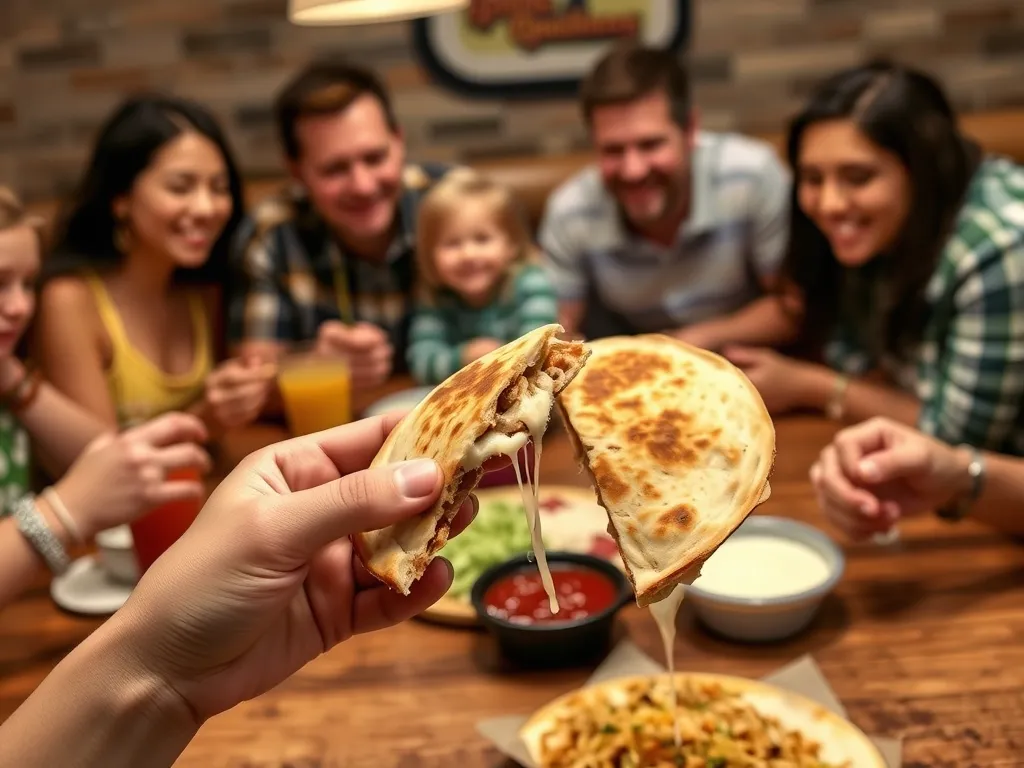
[2,379,1023,767]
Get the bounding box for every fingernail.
[859,460,880,482]
[394,459,438,499]
[860,501,877,516]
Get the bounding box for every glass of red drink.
[129,466,204,574]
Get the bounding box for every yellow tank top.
[84,273,214,426]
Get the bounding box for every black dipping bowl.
[470,552,633,669]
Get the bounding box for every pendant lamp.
[289,0,469,25]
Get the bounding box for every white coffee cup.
[94,525,140,585]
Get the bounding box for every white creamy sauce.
[692,535,831,599]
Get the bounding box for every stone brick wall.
[3,0,1024,201]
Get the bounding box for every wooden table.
[3,410,1024,767]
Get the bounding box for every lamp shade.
[288,0,469,25]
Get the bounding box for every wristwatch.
[935,444,986,522]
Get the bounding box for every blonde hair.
[416,169,538,301]
[0,187,45,249]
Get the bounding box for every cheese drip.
[464,371,559,613]
[461,374,554,471]
[510,453,559,614]
[647,568,701,752]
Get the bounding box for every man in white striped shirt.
[540,44,799,350]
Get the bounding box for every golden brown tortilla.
[354,324,590,594]
[556,334,775,607]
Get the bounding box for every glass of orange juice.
[278,350,352,436]
[130,466,205,574]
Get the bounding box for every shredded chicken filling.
[534,677,850,768]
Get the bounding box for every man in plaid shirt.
[227,58,450,389]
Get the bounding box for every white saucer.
[50,555,134,616]
[362,386,433,419]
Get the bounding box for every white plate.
[362,386,434,419]
[51,555,134,616]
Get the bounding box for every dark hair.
[580,42,691,128]
[780,60,981,359]
[274,56,398,161]
[45,93,244,286]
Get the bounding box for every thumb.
[273,459,443,558]
[857,445,927,484]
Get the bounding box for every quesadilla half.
[556,334,775,608]
[354,324,590,598]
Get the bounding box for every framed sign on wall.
[412,1,691,98]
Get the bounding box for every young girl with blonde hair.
[407,170,557,384]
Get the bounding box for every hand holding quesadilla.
[354,324,590,598]
[357,327,773,621]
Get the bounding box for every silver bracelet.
[11,495,70,575]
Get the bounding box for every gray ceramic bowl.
[685,516,845,643]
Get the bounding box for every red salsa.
[483,566,618,624]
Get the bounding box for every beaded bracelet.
[11,495,70,575]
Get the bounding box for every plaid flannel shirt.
[406,264,558,385]
[826,156,1024,455]
[227,163,451,369]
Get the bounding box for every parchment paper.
[477,640,901,767]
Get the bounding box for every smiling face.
[0,224,39,356]
[797,119,911,267]
[289,93,406,251]
[114,130,233,271]
[432,199,517,304]
[590,90,692,233]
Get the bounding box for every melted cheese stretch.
[461,380,554,470]
[463,431,528,470]
[460,375,560,613]
[647,567,703,752]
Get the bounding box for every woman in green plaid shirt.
[723,61,1024,457]
[407,170,558,385]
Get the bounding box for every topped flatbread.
[556,334,775,607]
[354,324,590,596]
[518,672,881,767]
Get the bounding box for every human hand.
[315,321,393,388]
[671,323,722,351]
[722,346,810,414]
[204,357,277,429]
[461,337,503,365]
[809,417,972,540]
[111,413,476,723]
[54,413,210,540]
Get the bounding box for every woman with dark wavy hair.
[34,94,274,433]
[725,60,1024,456]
